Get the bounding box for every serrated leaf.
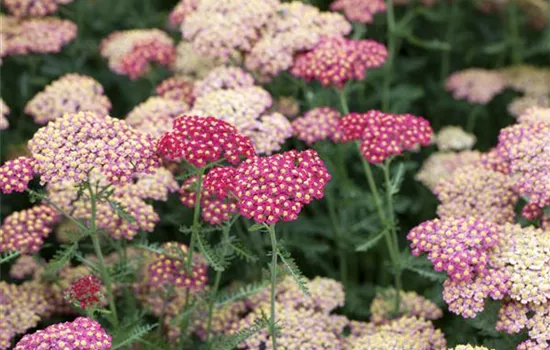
[43,243,78,279]
[195,230,226,271]
[248,223,265,232]
[356,228,388,252]
[210,313,274,350]
[109,200,135,223]
[403,266,446,282]
[277,242,310,297]
[111,323,158,349]
[229,239,259,263]
[216,281,269,306]
[390,163,406,196]
[135,241,165,255]
[0,251,21,264]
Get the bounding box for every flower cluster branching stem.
[267,224,279,350]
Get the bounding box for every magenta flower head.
[292,107,342,144]
[64,275,104,310]
[180,166,239,225]
[233,149,331,224]
[407,217,500,282]
[27,111,160,185]
[0,156,35,194]
[100,29,176,80]
[146,242,208,290]
[14,317,112,350]
[330,0,387,24]
[157,115,256,167]
[339,110,433,163]
[291,37,388,88]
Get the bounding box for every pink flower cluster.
[25,74,111,124]
[2,0,74,17]
[168,0,198,27]
[339,110,433,163]
[194,66,254,97]
[291,37,388,88]
[407,217,500,281]
[370,289,443,324]
[445,68,507,104]
[157,115,256,167]
[180,166,239,225]
[292,107,342,144]
[28,111,160,185]
[125,96,189,139]
[415,151,482,192]
[0,156,35,194]
[14,317,112,350]
[233,149,331,224]
[100,29,176,79]
[156,76,196,105]
[0,205,59,254]
[330,0,387,24]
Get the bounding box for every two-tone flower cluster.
[330,0,387,24]
[291,36,388,88]
[2,0,74,17]
[63,275,104,309]
[25,74,111,124]
[125,96,189,139]
[100,29,176,79]
[156,75,196,105]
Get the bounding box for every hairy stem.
[267,224,279,350]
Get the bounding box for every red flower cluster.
[64,275,103,309]
[0,157,35,194]
[233,149,331,224]
[157,115,255,167]
[291,37,388,88]
[180,167,238,225]
[339,110,433,163]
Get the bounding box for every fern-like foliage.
[135,241,165,255]
[277,241,310,297]
[195,229,226,271]
[0,251,20,264]
[111,323,158,349]
[215,281,269,306]
[210,314,274,350]
[229,238,258,263]
[42,243,78,279]
[109,200,136,223]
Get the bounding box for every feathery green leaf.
[277,242,310,297]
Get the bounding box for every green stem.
[186,168,205,272]
[440,0,460,82]
[507,0,522,64]
[326,192,347,286]
[337,88,350,115]
[267,224,279,350]
[357,143,386,223]
[205,224,231,345]
[87,182,119,327]
[382,0,397,111]
[466,106,482,132]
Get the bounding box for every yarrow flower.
[246,112,293,155]
[173,41,220,78]
[156,76,196,105]
[450,345,495,350]
[407,217,500,281]
[157,115,256,167]
[330,0,387,24]
[168,0,198,27]
[339,110,433,163]
[445,68,507,104]
[0,98,9,130]
[9,255,41,280]
[0,156,35,194]
[125,97,189,139]
[292,107,342,144]
[117,167,179,202]
[1,281,48,350]
[291,36,388,88]
[508,95,550,118]
[180,166,239,225]
[64,275,104,309]
[434,164,518,224]
[2,0,74,17]
[434,126,477,151]
[145,242,208,290]
[28,111,160,185]
[244,2,351,78]
[25,74,111,124]
[275,96,300,119]
[501,65,550,97]
[193,66,254,97]
[14,317,112,350]
[415,151,482,192]
[370,289,443,324]
[233,149,331,224]
[1,16,77,56]
[100,29,176,79]
[517,106,550,124]
[0,205,59,253]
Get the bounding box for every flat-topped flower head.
[64,275,104,309]
[117,167,179,202]
[125,97,189,139]
[0,156,35,194]
[435,164,518,224]
[496,298,550,348]
[292,107,342,144]
[291,37,388,88]
[2,16,77,56]
[157,115,255,167]
[146,242,208,290]
[173,41,220,78]
[28,111,160,185]
[233,149,331,224]
[517,106,550,124]
[407,217,500,281]
[415,151,482,192]
[330,0,387,24]
[370,289,443,324]
[445,68,506,104]
[1,281,49,350]
[14,317,112,350]
[0,205,59,254]
[435,126,476,151]
[501,65,550,97]
[100,29,176,79]
[245,112,293,155]
[2,0,74,17]
[0,98,9,130]
[169,0,199,27]
[180,166,239,225]
[194,66,255,97]
[156,76,196,105]
[339,111,433,163]
[9,255,41,280]
[25,74,111,124]
[508,95,550,118]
